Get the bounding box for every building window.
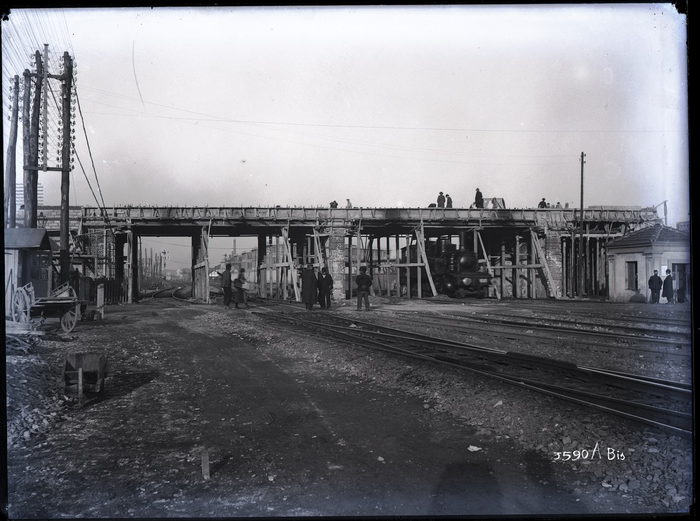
[625,261,638,290]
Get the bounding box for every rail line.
[430,311,689,345]
[477,302,692,328]
[253,308,692,437]
[455,309,691,337]
[375,310,691,359]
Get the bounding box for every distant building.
[677,221,690,233]
[605,224,690,303]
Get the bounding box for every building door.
[672,263,689,302]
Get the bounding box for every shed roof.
[3,228,53,250]
[606,223,689,250]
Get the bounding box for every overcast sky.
[2,5,689,266]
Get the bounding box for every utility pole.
[23,51,43,229]
[578,151,586,297]
[59,51,74,283]
[4,75,20,228]
[21,68,31,227]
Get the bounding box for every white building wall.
[607,247,690,302]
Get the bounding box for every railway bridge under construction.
[66,204,661,304]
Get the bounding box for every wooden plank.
[414,227,437,297]
[281,227,301,301]
[78,368,83,406]
[532,230,559,299]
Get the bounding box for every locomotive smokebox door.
[63,353,109,395]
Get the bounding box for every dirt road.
[5,298,682,517]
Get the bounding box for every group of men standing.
[221,264,249,309]
[222,262,374,312]
[434,188,484,209]
[301,265,334,310]
[436,192,453,208]
[648,269,676,304]
[301,264,373,311]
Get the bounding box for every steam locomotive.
[401,232,492,298]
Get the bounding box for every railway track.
[481,308,692,330]
[254,308,692,437]
[476,301,692,328]
[452,309,691,338]
[375,310,691,359]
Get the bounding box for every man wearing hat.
[474,188,484,209]
[437,192,446,208]
[233,267,249,308]
[662,269,675,304]
[301,263,317,311]
[355,266,373,311]
[648,269,663,303]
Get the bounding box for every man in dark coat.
[233,268,249,308]
[356,266,373,311]
[437,192,445,208]
[446,194,453,208]
[474,188,484,209]
[301,264,317,310]
[317,267,333,309]
[648,269,662,303]
[221,263,232,309]
[662,269,675,303]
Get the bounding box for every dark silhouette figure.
[437,192,446,208]
[221,263,232,309]
[301,264,317,310]
[317,267,333,309]
[355,266,372,311]
[662,269,675,303]
[474,188,484,209]
[648,270,662,303]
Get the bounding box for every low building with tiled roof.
[605,224,690,303]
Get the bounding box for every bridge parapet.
[80,206,660,230]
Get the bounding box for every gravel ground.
[5,295,694,515]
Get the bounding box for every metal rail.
[431,311,691,345]
[376,311,691,359]
[366,311,690,360]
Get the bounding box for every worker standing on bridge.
[474,188,484,209]
[437,192,445,208]
[301,263,317,310]
[221,263,233,309]
[234,268,249,309]
[356,266,373,311]
[446,194,453,208]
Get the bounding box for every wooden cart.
[11,281,84,333]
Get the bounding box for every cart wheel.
[60,304,80,333]
[12,287,30,323]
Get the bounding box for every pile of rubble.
[5,336,71,448]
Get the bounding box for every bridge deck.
[81,206,660,233]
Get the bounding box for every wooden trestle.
[78,205,661,303]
